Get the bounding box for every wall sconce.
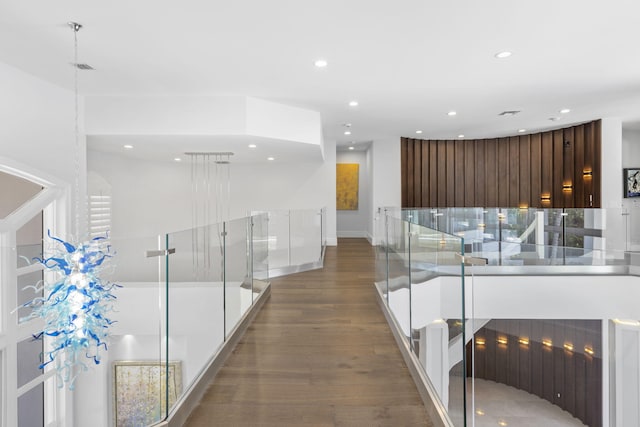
[476,338,486,346]
[540,194,551,203]
[497,336,508,345]
[562,183,573,192]
[518,337,530,346]
[584,346,595,356]
[542,339,553,348]
[518,204,528,210]
[583,169,593,178]
[563,342,574,352]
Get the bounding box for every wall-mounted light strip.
[564,342,574,352]
[540,194,551,202]
[497,337,508,345]
[542,339,553,348]
[583,169,593,177]
[475,338,486,346]
[563,183,573,192]
[584,346,595,356]
[518,337,530,346]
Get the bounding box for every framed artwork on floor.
[112,360,182,426]
[623,168,640,198]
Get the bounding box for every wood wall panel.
[530,134,541,208]
[429,141,438,207]
[438,141,447,207]
[420,141,429,206]
[400,120,601,208]
[464,141,475,207]
[474,139,486,205]
[574,125,585,206]
[509,136,520,207]
[498,137,509,207]
[445,141,455,207]
[485,139,498,207]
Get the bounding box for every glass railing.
[70,213,271,426]
[378,207,640,427]
[375,211,467,426]
[255,208,325,275]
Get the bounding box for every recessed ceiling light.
[248,144,257,148]
[267,157,275,161]
[314,59,328,68]
[123,144,133,149]
[495,51,512,59]
[549,117,561,121]
[458,134,465,138]
[174,157,182,162]
[448,111,457,116]
[518,129,526,133]
[560,108,571,114]
[348,146,355,150]
[349,101,359,107]
[344,131,351,135]
[498,110,521,116]
[416,130,423,134]
[343,123,352,127]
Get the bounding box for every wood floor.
[184,238,431,426]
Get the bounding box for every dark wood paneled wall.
[468,319,602,427]
[400,120,601,208]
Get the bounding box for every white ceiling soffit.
[2,0,640,149]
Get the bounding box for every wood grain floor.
[183,238,431,426]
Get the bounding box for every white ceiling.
[2,0,640,151]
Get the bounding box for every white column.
[419,320,449,407]
[611,319,640,427]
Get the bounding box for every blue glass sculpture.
[21,231,120,389]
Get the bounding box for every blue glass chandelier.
[21,232,120,388]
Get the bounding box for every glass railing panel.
[224,218,253,337]
[252,213,269,286]
[165,225,224,422]
[266,210,290,270]
[386,215,410,341]
[95,235,166,427]
[289,209,322,265]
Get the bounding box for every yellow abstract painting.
[336,163,359,210]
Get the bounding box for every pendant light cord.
[71,22,82,241]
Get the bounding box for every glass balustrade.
[379,207,640,427]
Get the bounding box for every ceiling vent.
[498,110,521,117]
[71,63,94,70]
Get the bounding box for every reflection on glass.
[17,339,43,388]
[17,270,44,324]
[18,382,43,427]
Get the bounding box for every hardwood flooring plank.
[183,238,431,426]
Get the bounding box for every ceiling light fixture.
[518,129,526,133]
[344,131,351,135]
[448,111,457,116]
[495,51,512,59]
[498,110,521,117]
[549,117,561,121]
[123,144,133,149]
[314,59,328,68]
[458,134,465,138]
[267,157,275,161]
[174,157,182,162]
[248,144,257,148]
[560,108,571,114]
[349,101,358,107]
[348,146,355,150]
[416,130,423,134]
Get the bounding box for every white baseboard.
[326,237,338,246]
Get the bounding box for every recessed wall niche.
[401,120,601,208]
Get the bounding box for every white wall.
[601,118,624,209]
[370,139,402,245]
[336,151,370,238]
[87,144,338,244]
[0,61,84,238]
[622,128,640,210]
